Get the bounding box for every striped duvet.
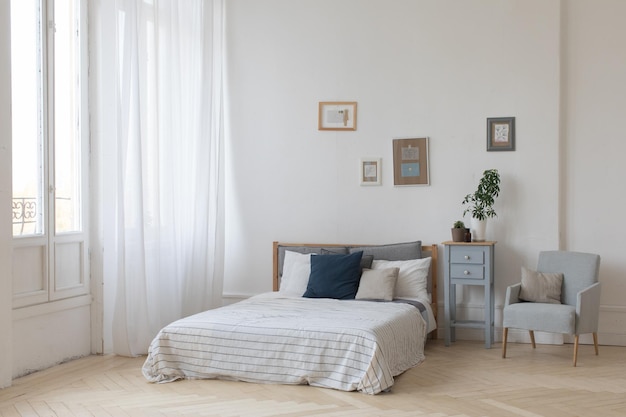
[142,292,427,394]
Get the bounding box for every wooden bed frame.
[272,241,439,338]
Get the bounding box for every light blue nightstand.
[443,241,496,348]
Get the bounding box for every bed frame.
[272,241,439,338]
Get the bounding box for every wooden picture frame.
[487,117,515,151]
[392,137,429,186]
[318,101,357,131]
[360,158,382,186]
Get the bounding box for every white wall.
[563,0,626,345]
[224,0,626,345]
[12,304,91,377]
[224,0,561,331]
[0,0,14,389]
[88,0,117,355]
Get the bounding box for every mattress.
[142,291,428,394]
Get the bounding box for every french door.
[11,0,89,308]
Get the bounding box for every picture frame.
[487,117,515,151]
[318,101,357,131]
[360,158,382,186]
[392,137,429,186]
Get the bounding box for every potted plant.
[451,220,467,242]
[462,169,500,241]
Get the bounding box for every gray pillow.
[348,241,422,261]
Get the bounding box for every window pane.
[54,0,81,233]
[11,0,45,237]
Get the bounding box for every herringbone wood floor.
[1,340,625,417]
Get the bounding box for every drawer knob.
[464,270,470,275]
[464,255,470,260]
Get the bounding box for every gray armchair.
[502,251,601,366]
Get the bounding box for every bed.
[142,240,438,394]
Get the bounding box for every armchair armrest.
[576,282,601,334]
[504,283,522,307]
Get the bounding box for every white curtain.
[105,0,224,356]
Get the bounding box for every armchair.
[502,251,601,366]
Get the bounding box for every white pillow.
[355,267,399,301]
[372,257,431,302]
[279,251,312,296]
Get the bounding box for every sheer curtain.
[104,0,224,356]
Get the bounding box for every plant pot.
[471,218,487,241]
[451,228,466,242]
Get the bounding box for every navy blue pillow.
[303,251,364,299]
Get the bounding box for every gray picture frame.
[487,117,515,151]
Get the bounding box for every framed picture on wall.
[318,101,357,130]
[487,117,515,151]
[360,157,382,186]
[392,137,429,186]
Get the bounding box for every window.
[10,0,88,307]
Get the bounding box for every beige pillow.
[355,267,399,301]
[519,266,563,304]
[371,257,431,302]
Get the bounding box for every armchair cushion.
[519,267,563,304]
[503,303,576,334]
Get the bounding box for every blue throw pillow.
[303,251,364,299]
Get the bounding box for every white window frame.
[11,0,89,309]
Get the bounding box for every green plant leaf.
[461,169,500,220]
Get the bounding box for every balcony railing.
[12,197,38,236]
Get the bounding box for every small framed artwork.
[360,158,382,186]
[392,137,429,186]
[487,117,515,151]
[318,101,357,131]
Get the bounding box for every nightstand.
[443,241,496,348]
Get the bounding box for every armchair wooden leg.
[593,333,599,356]
[573,335,579,367]
[529,330,536,348]
[502,327,508,358]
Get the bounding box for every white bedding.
[142,292,428,394]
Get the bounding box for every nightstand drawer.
[450,246,486,264]
[450,264,485,280]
